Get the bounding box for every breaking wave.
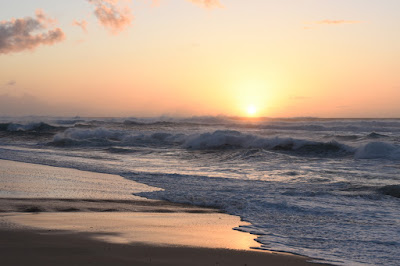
[48,128,362,157]
[184,130,354,155]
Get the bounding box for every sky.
[0,0,399,118]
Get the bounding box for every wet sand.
[0,160,324,265]
[0,212,321,266]
[0,228,318,266]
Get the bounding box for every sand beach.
[0,160,322,266]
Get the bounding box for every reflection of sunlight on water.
[8,212,260,251]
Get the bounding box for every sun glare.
[247,105,257,116]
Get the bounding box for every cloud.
[87,0,133,34]
[35,9,57,27]
[83,0,221,34]
[0,9,65,55]
[72,19,88,33]
[315,20,361,25]
[187,0,222,8]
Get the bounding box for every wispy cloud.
[72,19,88,33]
[315,20,361,25]
[35,9,58,27]
[187,0,222,8]
[87,0,133,34]
[0,9,65,55]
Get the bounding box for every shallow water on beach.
[0,116,399,265]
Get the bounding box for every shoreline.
[0,159,326,265]
[0,225,320,266]
[0,211,324,266]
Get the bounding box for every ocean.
[0,116,399,265]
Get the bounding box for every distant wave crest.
[0,122,59,132]
[49,128,185,147]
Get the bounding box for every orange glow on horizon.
[1,1,400,118]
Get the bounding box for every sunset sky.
[1,0,399,117]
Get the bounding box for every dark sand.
[0,228,319,266]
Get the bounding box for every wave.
[377,185,400,198]
[123,116,232,126]
[45,127,400,160]
[122,118,400,133]
[259,123,400,133]
[355,142,400,159]
[366,132,389,139]
[49,128,185,147]
[329,132,389,142]
[3,117,400,135]
[50,128,125,147]
[51,119,85,125]
[332,134,361,141]
[184,130,354,155]
[0,122,60,132]
[49,128,355,156]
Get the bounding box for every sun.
[247,105,257,116]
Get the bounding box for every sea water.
[0,116,399,265]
